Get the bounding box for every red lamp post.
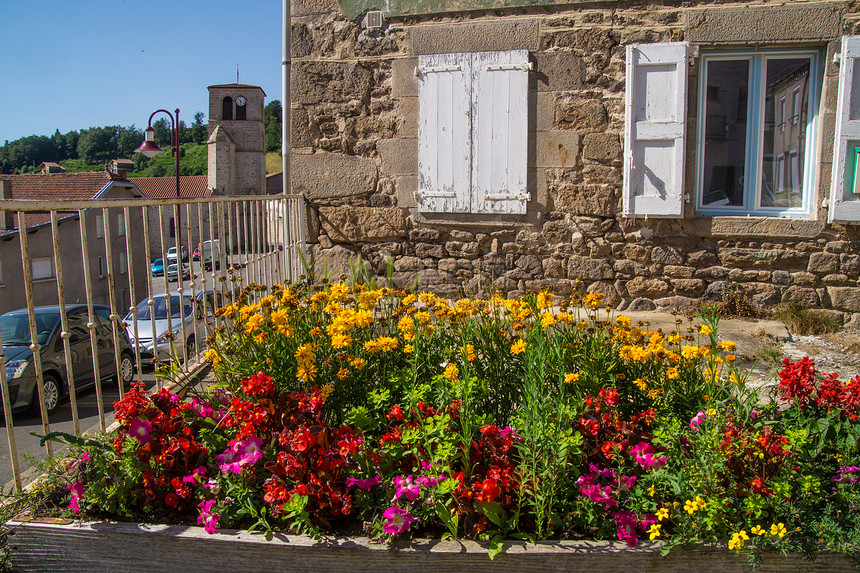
[135,108,184,269]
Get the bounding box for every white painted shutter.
[830,36,860,223]
[471,50,530,214]
[623,42,688,218]
[417,53,472,213]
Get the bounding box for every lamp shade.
[135,127,164,158]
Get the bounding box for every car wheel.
[32,374,62,415]
[119,353,135,385]
[185,336,196,362]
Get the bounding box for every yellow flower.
[565,373,581,384]
[243,314,265,335]
[295,343,315,364]
[310,327,322,338]
[647,484,655,496]
[331,333,353,349]
[319,383,334,400]
[728,530,749,551]
[401,294,416,306]
[699,324,712,335]
[656,507,669,521]
[444,362,460,383]
[403,344,414,354]
[616,315,632,328]
[633,377,648,391]
[668,333,681,345]
[329,282,349,300]
[337,367,349,380]
[536,291,553,310]
[415,311,431,324]
[296,363,318,382]
[751,525,766,536]
[647,388,664,400]
[204,348,222,366]
[540,311,556,328]
[722,340,737,351]
[770,523,787,538]
[684,499,698,515]
[666,366,680,380]
[253,332,267,344]
[725,354,736,363]
[681,345,700,359]
[463,344,476,362]
[583,292,605,307]
[349,356,365,370]
[694,496,706,509]
[510,339,526,355]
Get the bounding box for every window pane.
[760,58,810,208]
[702,60,749,207]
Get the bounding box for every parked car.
[199,239,222,270]
[166,263,191,282]
[166,246,188,263]
[124,291,213,363]
[151,258,165,277]
[1,305,135,414]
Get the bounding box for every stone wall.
[290,0,860,321]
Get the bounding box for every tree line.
[0,100,283,176]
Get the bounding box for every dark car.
[1,305,135,414]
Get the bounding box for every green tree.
[76,127,117,164]
[191,112,207,145]
[264,100,282,153]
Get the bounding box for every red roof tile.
[0,171,119,201]
[131,176,211,198]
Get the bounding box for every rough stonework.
[290,0,860,318]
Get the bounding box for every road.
[0,366,160,492]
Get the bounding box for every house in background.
[0,171,147,314]
[289,0,860,321]
[131,175,211,254]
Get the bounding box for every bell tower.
[207,84,266,196]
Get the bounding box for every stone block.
[397,97,419,138]
[727,269,762,283]
[292,153,378,200]
[292,23,313,58]
[841,254,860,277]
[290,107,315,148]
[556,97,608,134]
[663,265,695,279]
[415,243,445,258]
[654,296,698,313]
[808,252,840,274]
[533,52,585,92]
[567,255,614,281]
[586,280,622,306]
[392,58,418,98]
[394,175,418,208]
[784,286,821,307]
[651,246,685,266]
[542,257,566,279]
[622,244,650,263]
[685,217,825,239]
[694,266,730,281]
[720,248,809,270]
[410,20,540,56]
[686,4,842,44]
[536,132,580,168]
[292,61,374,105]
[445,241,479,259]
[377,138,418,176]
[409,228,444,242]
[541,28,617,52]
[625,277,669,298]
[312,244,357,278]
[536,92,556,132]
[744,283,782,307]
[582,133,622,164]
[318,206,407,242]
[394,256,423,272]
[291,0,339,17]
[614,259,648,276]
[827,286,860,312]
[549,180,616,217]
[627,297,657,312]
[793,272,818,288]
[672,279,706,298]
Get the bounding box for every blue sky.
[0,0,283,143]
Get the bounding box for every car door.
[66,310,94,384]
[94,313,117,379]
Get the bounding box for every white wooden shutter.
[623,42,688,218]
[830,36,860,223]
[471,50,530,214]
[417,53,472,213]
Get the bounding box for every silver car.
[124,292,214,362]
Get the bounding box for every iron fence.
[0,194,306,492]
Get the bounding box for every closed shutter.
[417,53,472,213]
[471,50,530,214]
[623,42,689,218]
[830,35,860,223]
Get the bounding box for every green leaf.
[478,501,507,529]
[487,534,506,560]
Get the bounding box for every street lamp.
[135,108,184,270]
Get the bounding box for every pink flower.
[128,419,152,442]
[394,475,420,501]
[216,437,265,474]
[197,499,220,534]
[81,451,90,462]
[346,475,381,491]
[614,510,640,546]
[629,442,667,472]
[182,466,208,485]
[191,397,215,419]
[67,481,84,513]
[382,506,416,535]
[689,411,706,430]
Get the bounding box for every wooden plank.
[7,519,857,573]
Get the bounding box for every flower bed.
[10,283,860,568]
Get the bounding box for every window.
[417,50,530,215]
[696,48,820,216]
[98,256,106,279]
[95,214,104,239]
[222,97,233,121]
[31,257,54,281]
[119,252,127,275]
[117,213,125,236]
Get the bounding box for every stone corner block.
[377,138,418,176]
[410,20,540,56]
[292,153,378,200]
[318,206,408,243]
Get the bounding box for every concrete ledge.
[410,20,540,56]
[686,4,843,44]
[8,519,856,572]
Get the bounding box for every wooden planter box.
[7,517,855,572]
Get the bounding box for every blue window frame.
[695,48,823,217]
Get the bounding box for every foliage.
[773,302,840,336]
[130,143,208,177]
[19,283,860,563]
[264,100,282,153]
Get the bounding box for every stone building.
[289,0,860,321]
[208,84,267,197]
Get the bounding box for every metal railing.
[0,194,306,492]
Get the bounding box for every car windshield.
[0,311,59,345]
[129,296,192,321]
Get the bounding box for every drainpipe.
[282,0,291,195]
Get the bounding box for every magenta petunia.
[382,506,416,535]
[394,475,420,501]
[67,481,84,513]
[128,419,152,443]
[346,475,380,491]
